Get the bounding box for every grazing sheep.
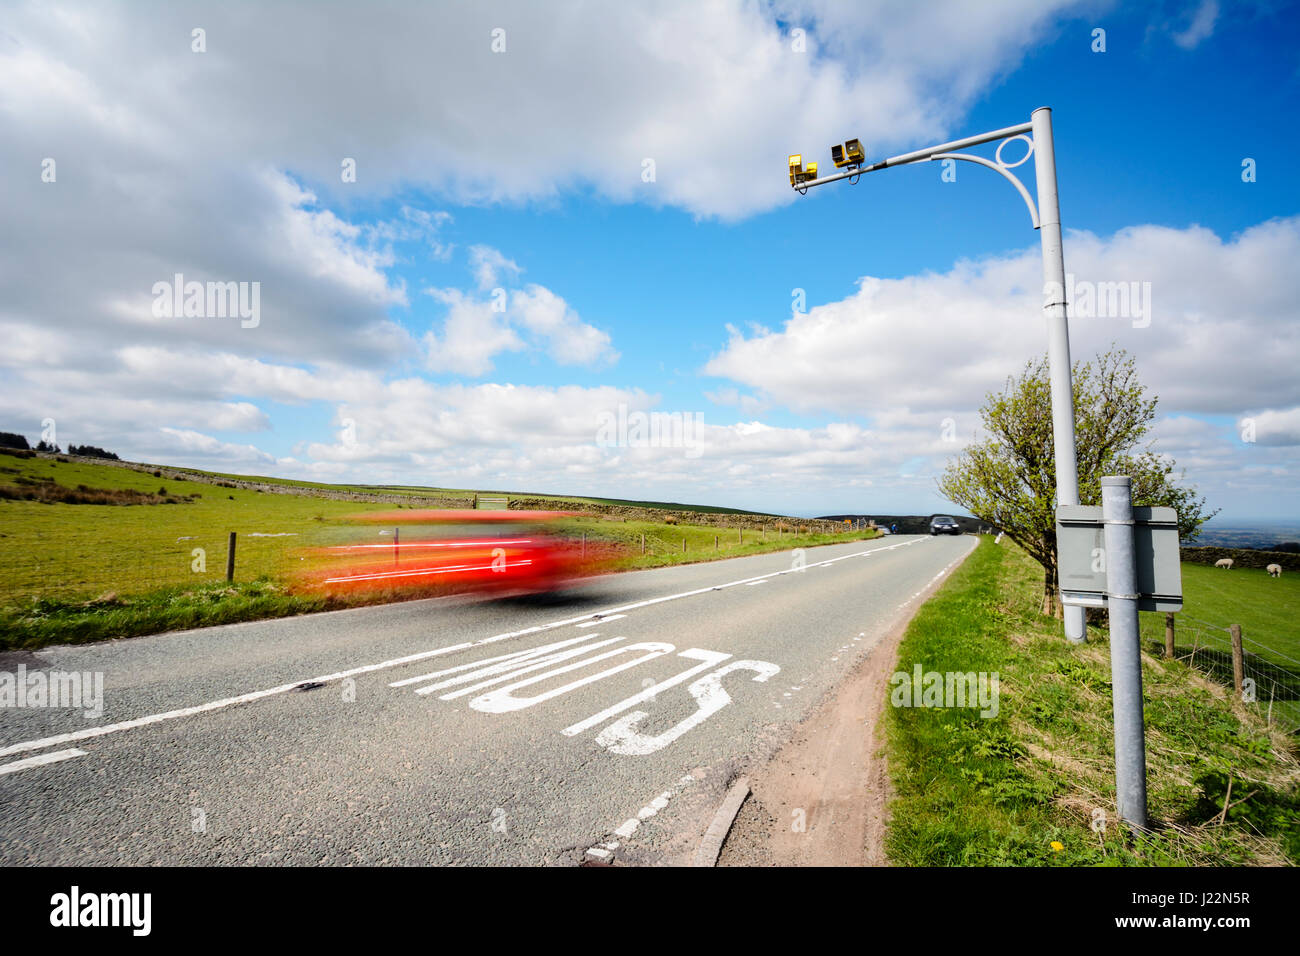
[1214,558,1234,569]
[1267,563,1282,578]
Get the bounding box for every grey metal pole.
[1032,106,1085,645]
[1101,475,1148,831]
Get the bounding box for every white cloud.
[420,283,617,374]
[704,217,1300,418]
[468,245,521,290]
[154,428,276,464]
[0,0,1097,221]
[1243,406,1300,447]
[510,285,618,367]
[1171,0,1219,49]
[423,288,525,376]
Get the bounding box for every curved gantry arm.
[927,150,1041,230]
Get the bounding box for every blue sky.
[2,0,1298,519]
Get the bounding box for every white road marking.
[744,580,768,586]
[586,779,697,861]
[0,748,87,775]
[594,660,780,756]
[0,537,935,761]
[561,649,730,737]
[469,643,675,714]
[577,615,625,627]
[389,632,610,689]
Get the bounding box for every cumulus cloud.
[423,288,526,376]
[1243,407,1300,447]
[0,0,1097,221]
[421,283,617,374]
[704,217,1300,418]
[510,285,618,367]
[468,245,521,290]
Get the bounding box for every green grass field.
[0,453,391,604]
[0,452,875,648]
[1140,562,1299,662]
[1136,562,1300,732]
[886,537,1300,866]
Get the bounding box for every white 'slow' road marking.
[0,748,87,775]
[0,537,937,761]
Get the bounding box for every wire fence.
[5,528,318,608]
[4,520,870,610]
[1152,613,1300,735]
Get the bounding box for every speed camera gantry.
[789,138,865,186]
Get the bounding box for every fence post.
[1230,624,1244,698]
[714,534,718,550]
[226,531,237,582]
[682,537,686,553]
[1164,612,1175,660]
[739,529,743,545]
[641,533,645,555]
[394,527,399,567]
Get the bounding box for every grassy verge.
[885,535,1300,866]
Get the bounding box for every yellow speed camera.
[832,138,866,169]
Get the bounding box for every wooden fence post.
[1164,612,1175,660]
[641,533,645,555]
[1230,624,1244,698]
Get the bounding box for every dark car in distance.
[929,515,961,535]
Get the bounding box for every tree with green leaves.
[938,347,1217,617]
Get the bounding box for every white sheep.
[1267,563,1282,578]
[1214,558,1233,569]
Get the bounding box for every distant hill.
[1192,521,1300,550]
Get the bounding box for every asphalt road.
[0,533,975,865]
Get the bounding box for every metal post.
[1101,475,1148,831]
[1032,107,1085,645]
[225,531,236,582]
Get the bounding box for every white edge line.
[0,748,87,775]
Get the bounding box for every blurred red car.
[295,510,593,597]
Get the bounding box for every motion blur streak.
[293,511,604,598]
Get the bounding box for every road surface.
[0,533,974,865]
